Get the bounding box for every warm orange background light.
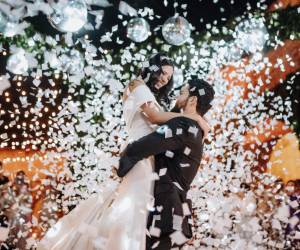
[222,40,300,99]
[268,133,300,182]
[269,0,300,11]
[0,149,65,181]
[0,150,67,239]
[220,39,300,182]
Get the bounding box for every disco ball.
[6,49,29,75]
[234,18,268,54]
[127,17,150,43]
[60,50,84,74]
[0,11,8,33]
[48,0,87,33]
[162,16,191,46]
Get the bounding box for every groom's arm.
[117,118,187,177]
[170,104,180,113]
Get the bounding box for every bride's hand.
[200,121,210,142]
[111,165,122,181]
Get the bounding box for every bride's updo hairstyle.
[139,53,174,107]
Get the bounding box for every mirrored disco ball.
[61,50,84,74]
[0,11,8,33]
[127,17,150,43]
[6,49,29,75]
[234,18,268,54]
[162,16,191,46]
[48,0,87,32]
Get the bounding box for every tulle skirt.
[37,157,154,250]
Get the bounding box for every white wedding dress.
[37,84,159,250]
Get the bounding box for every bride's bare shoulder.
[128,79,145,92]
[123,79,145,102]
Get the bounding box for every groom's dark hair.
[187,76,215,116]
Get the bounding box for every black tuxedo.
[118,117,203,249]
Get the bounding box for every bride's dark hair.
[139,53,174,107]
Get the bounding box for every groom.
[117,77,215,249]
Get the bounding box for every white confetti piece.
[184,147,191,155]
[149,65,159,72]
[173,182,183,191]
[294,231,300,239]
[0,75,10,95]
[198,88,205,96]
[156,206,163,212]
[182,203,191,216]
[159,168,167,176]
[176,128,183,135]
[290,200,299,209]
[170,231,188,245]
[165,128,173,138]
[288,216,300,228]
[188,126,198,136]
[173,214,183,231]
[119,1,137,16]
[0,227,9,241]
[165,150,174,158]
[149,226,161,237]
[152,241,160,249]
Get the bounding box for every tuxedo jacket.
[118,117,203,239]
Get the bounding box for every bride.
[37,53,209,250]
